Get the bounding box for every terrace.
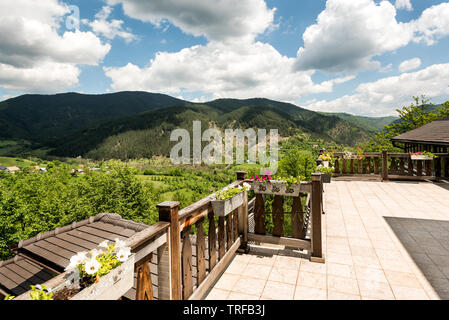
[2,151,449,300]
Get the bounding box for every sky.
[1,0,449,116]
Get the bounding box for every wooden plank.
[390,157,396,175]
[358,159,363,174]
[388,174,439,181]
[272,195,284,237]
[181,226,193,299]
[408,157,414,176]
[157,239,170,300]
[374,156,379,174]
[188,238,241,300]
[417,160,423,176]
[254,194,266,235]
[310,174,324,263]
[133,232,167,265]
[425,160,432,176]
[226,214,233,251]
[207,211,217,271]
[334,158,340,174]
[399,158,405,175]
[195,218,206,286]
[233,209,239,242]
[342,158,347,174]
[247,233,311,250]
[435,157,442,177]
[291,196,305,239]
[218,217,225,260]
[382,150,388,181]
[136,255,153,300]
[157,201,182,300]
[365,157,370,174]
[350,159,355,174]
[125,221,169,251]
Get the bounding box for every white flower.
[116,247,131,262]
[114,238,126,250]
[65,252,87,271]
[88,249,101,259]
[99,240,109,248]
[238,185,243,189]
[242,182,250,189]
[84,258,101,275]
[35,284,42,291]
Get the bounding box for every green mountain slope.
[0,91,186,143]
[319,112,397,132]
[49,98,372,159]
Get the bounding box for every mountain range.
[0,91,396,160]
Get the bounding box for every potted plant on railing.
[409,151,437,161]
[211,182,251,217]
[53,239,134,300]
[250,171,304,197]
[318,151,335,168]
[316,165,335,183]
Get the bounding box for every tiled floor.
[206,180,449,300]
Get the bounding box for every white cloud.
[395,0,413,11]
[294,0,413,73]
[104,40,345,101]
[304,63,449,116]
[106,0,275,41]
[412,2,449,45]
[398,57,421,73]
[294,0,449,74]
[0,0,110,92]
[83,6,137,43]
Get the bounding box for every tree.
[279,148,316,180]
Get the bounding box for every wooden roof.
[391,117,449,146]
[0,213,149,297]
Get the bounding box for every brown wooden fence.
[332,151,449,181]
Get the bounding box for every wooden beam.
[310,173,324,263]
[247,233,311,250]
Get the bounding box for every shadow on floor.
[384,216,449,299]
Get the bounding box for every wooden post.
[334,157,340,174]
[136,255,153,300]
[157,237,171,300]
[207,211,217,271]
[374,156,379,174]
[254,194,266,235]
[236,172,249,252]
[157,201,182,300]
[181,225,193,299]
[291,195,305,239]
[195,218,206,286]
[310,173,324,263]
[381,150,388,181]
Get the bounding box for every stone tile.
[297,271,327,290]
[391,286,429,300]
[354,265,388,283]
[273,255,301,270]
[325,252,353,266]
[327,275,360,295]
[248,254,276,266]
[226,259,248,275]
[374,249,403,260]
[232,277,267,296]
[379,258,412,273]
[241,263,272,280]
[227,291,260,300]
[214,273,240,291]
[206,288,230,300]
[357,280,395,300]
[352,255,382,269]
[327,262,356,279]
[350,245,377,258]
[294,286,327,300]
[268,266,298,285]
[384,270,422,289]
[328,291,361,300]
[261,281,296,300]
[300,260,327,274]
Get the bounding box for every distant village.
[0,163,101,175]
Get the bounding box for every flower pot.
[211,192,244,217]
[251,181,301,197]
[322,173,331,183]
[410,155,433,161]
[55,255,135,300]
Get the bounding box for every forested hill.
[0,92,377,159]
[0,91,186,143]
[48,97,372,159]
[319,112,397,132]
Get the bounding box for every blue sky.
[1,0,449,116]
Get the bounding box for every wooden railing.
[332,151,449,181]
[250,173,324,263]
[14,172,325,300]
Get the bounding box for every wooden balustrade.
[332,151,449,181]
[250,174,324,263]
